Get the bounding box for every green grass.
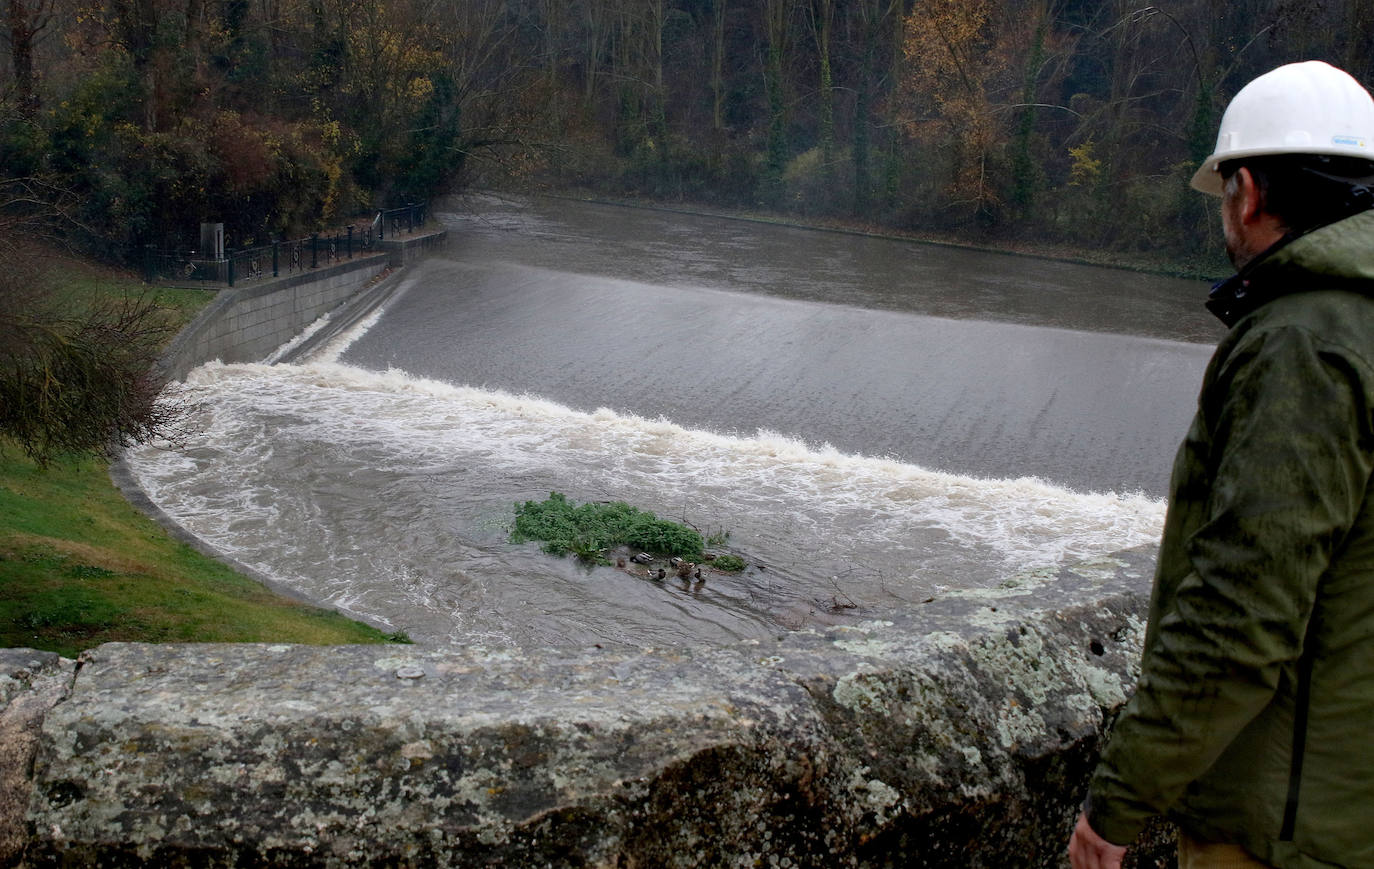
[1,253,396,656]
[0,444,395,658]
[32,248,215,322]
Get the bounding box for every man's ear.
[1232,166,1266,225]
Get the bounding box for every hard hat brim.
[1191,160,1225,196]
[1192,143,1374,196]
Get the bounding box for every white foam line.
[155,359,1164,569]
[260,311,336,365]
[307,307,390,365]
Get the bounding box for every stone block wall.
[158,255,391,381]
[155,228,450,382]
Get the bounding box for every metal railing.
[144,203,428,287]
[377,203,427,241]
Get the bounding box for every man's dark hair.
[1219,154,1374,234]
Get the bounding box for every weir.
[2,210,1182,865]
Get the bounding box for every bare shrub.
[0,260,189,466]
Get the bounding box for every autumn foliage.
[3,0,1374,262]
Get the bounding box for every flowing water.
[126,195,1222,650]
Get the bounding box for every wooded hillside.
[4,0,1371,261]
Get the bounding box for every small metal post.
[272,241,280,277]
[227,249,236,287]
[347,226,353,259]
[311,234,319,268]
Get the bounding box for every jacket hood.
[1206,207,1374,327]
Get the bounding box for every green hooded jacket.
[1085,208,1374,868]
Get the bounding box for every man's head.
[1216,156,1374,268]
[1194,61,1374,267]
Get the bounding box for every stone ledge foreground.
[5,548,1156,867]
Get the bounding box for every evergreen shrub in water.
[511,492,704,562]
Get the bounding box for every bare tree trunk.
[647,0,666,137]
[5,0,51,115]
[1011,0,1051,214]
[711,0,726,130]
[761,0,787,182]
[582,0,608,107]
[809,0,834,176]
[852,0,898,215]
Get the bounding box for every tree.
[710,0,727,130]
[900,0,1010,222]
[850,0,901,216]
[579,0,612,107]
[807,0,836,178]
[430,0,543,187]
[3,0,58,115]
[760,0,788,189]
[0,177,185,465]
[0,272,184,466]
[1009,0,1055,217]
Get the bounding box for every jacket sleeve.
[1084,324,1374,845]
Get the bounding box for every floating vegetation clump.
[511,491,705,563]
[711,554,746,572]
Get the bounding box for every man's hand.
[1068,813,1128,869]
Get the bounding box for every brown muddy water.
[125,194,1222,650]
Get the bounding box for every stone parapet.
[1,650,77,866]
[7,547,1161,867]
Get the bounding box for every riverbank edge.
[514,187,1231,282]
[106,263,417,634]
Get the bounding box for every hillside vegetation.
[4,1,1373,265]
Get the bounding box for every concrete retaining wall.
[158,229,448,381]
[383,230,449,267]
[159,256,390,381]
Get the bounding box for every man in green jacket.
[1070,61,1374,869]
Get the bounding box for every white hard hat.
[1191,60,1374,195]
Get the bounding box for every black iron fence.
[144,203,429,287]
[376,202,427,240]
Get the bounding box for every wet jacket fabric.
[1085,208,1374,869]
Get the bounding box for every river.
[125,194,1222,650]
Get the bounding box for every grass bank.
[1,253,395,657]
